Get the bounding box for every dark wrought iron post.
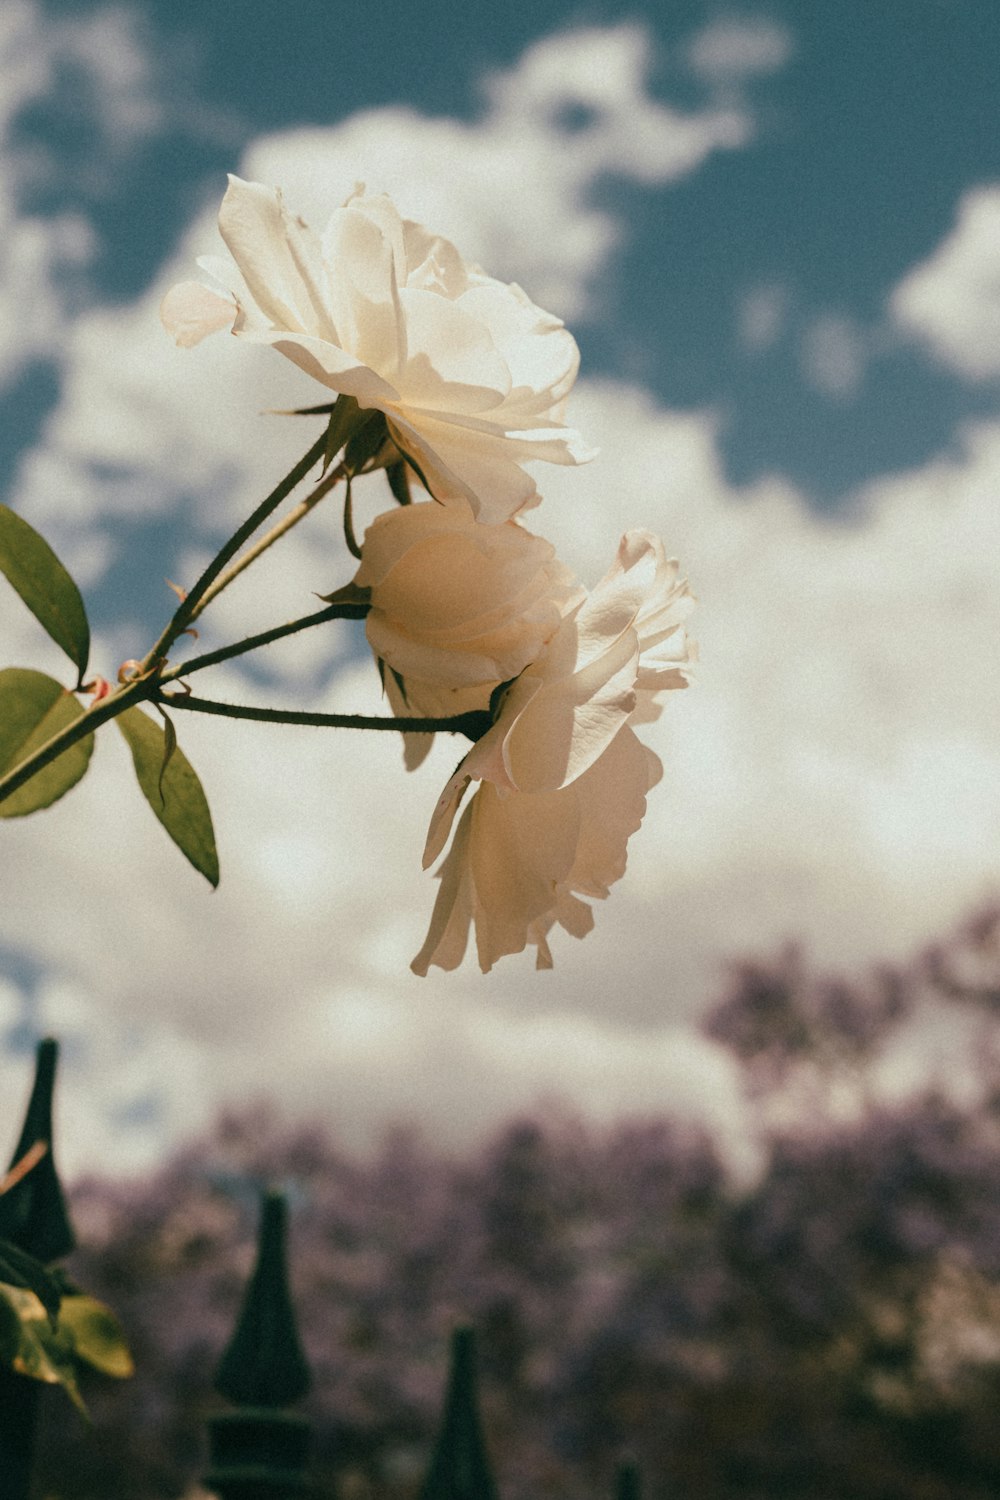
[204,1189,312,1499]
[418,1325,500,1500]
[615,1456,642,1499]
[0,1037,76,1500]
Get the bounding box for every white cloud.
[234,24,748,323]
[11,19,762,568]
[737,283,789,352]
[891,186,1000,381]
[8,25,999,1180]
[687,15,795,85]
[799,311,868,399]
[0,0,162,386]
[8,372,1000,1178]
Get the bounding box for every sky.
[2,0,1000,1176]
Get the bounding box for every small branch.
[188,459,346,622]
[141,431,328,671]
[159,596,369,683]
[157,690,491,740]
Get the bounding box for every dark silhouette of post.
[418,1325,500,1500]
[615,1456,642,1499]
[0,1038,75,1500]
[204,1189,312,1499]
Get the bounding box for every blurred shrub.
[28,903,1000,1499]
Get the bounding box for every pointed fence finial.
[215,1190,310,1407]
[615,1457,642,1500]
[0,1038,75,1500]
[0,1037,74,1263]
[205,1190,312,1499]
[418,1325,500,1500]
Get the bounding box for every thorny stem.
[140,431,328,672]
[159,595,369,684]
[187,459,346,622]
[0,593,374,810]
[0,434,332,810]
[157,691,492,741]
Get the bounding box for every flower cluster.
[163,177,695,974]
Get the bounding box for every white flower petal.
[236,328,400,406]
[397,287,512,411]
[164,178,592,522]
[413,530,693,973]
[411,803,476,976]
[159,281,235,347]
[423,768,474,870]
[218,176,319,334]
[321,202,404,378]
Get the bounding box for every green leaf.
[57,1295,134,1379]
[0,504,90,681]
[386,459,412,507]
[0,669,94,818]
[1,1284,87,1414]
[116,706,219,886]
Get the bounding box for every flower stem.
[159,594,369,684]
[156,690,491,740]
[141,431,328,671]
[0,435,336,810]
[187,459,346,623]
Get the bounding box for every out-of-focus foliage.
[1,1281,133,1415]
[32,904,1000,1499]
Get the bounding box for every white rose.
[355,499,581,768]
[161,177,594,524]
[412,726,662,974]
[412,531,694,973]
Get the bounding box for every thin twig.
[160,598,369,683]
[158,690,491,739]
[188,458,347,622]
[141,431,328,671]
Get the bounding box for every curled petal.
[160,282,235,347]
[412,803,476,976]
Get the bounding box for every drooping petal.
[561,728,661,898]
[411,803,476,976]
[423,767,474,869]
[160,281,235,347]
[470,783,580,971]
[385,410,582,522]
